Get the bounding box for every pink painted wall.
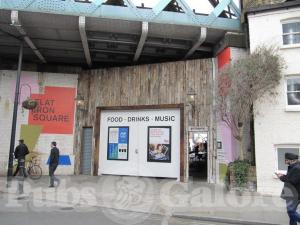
[220,122,237,162]
[217,47,238,163]
[9,71,39,104]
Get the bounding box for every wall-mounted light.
[187,88,196,126]
[75,93,86,111]
[187,88,196,105]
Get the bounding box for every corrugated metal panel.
[81,128,93,175]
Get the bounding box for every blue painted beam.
[0,0,241,31]
[175,0,198,23]
[123,0,143,19]
[94,0,105,7]
[210,0,231,17]
[154,12,241,31]
[207,0,237,28]
[152,0,173,16]
[229,0,241,18]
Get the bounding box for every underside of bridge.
[0,0,243,68]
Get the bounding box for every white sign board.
[99,108,180,179]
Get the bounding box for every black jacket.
[49,147,60,166]
[280,161,300,200]
[14,143,29,160]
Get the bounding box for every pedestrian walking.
[13,139,29,177]
[276,153,300,225]
[49,141,60,188]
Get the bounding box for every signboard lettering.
[28,86,76,134]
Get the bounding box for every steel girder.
[0,0,241,31]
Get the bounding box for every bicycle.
[13,155,43,180]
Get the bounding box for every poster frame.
[107,126,129,161]
[147,126,172,163]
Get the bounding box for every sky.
[130,0,240,14]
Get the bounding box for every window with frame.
[276,146,300,172]
[286,76,300,106]
[282,21,300,45]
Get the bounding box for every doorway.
[81,127,93,175]
[188,130,208,181]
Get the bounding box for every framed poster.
[107,126,129,160]
[147,126,171,163]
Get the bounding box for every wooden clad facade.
[74,58,216,182]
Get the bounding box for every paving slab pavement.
[0,175,289,225]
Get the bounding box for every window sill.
[285,106,300,112]
[281,44,300,50]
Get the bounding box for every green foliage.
[231,160,251,187]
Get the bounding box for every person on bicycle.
[13,139,29,177]
[49,141,60,188]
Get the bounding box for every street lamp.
[7,42,23,186]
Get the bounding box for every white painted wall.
[99,109,181,180]
[248,8,300,195]
[231,47,248,62]
[0,70,78,176]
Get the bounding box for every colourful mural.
[26,86,76,167]
[28,86,76,134]
[0,71,77,175]
[219,163,228,182]
[20,124,42,152]
[217,47,231,69]
[47,155,72,166]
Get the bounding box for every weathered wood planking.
[73,72,91,174]
[74,59,215,179]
